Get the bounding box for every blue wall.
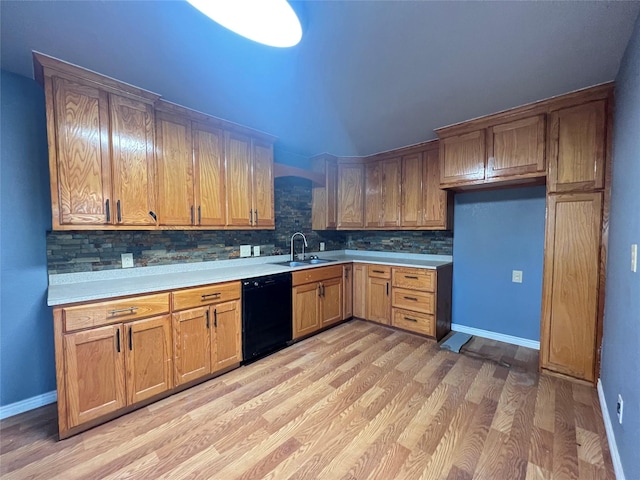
[0,70,55,408]
[601,13,640,480]
[452,186,546,341]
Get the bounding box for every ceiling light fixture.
[186,0,302,48]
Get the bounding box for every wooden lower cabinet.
[211,300,242,371]
[321,277,343,327]
[172,307,211,386]
[367,265,391,325]
[352,264,367,318]
[292,266,343,340]
[342,264,353,320]
[293,282,321,338]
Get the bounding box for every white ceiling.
[2,1,639,160]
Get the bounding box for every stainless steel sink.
[272,258,336,267]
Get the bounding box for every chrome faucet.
[290,232,308,261]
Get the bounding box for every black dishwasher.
[242,273,292,364]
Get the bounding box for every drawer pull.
[201,292,221,299]
[403,296,418,301]
[404,316,419,323]
[109,307,138,315]
[372,269,385,274]
[404,275,419,280]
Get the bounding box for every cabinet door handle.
[386,282,389,296]
[404,296,418,301]
[198,206,202,225]
[373,269,385,274]
[206,310,210,329]
[117,200,122,223]
[214,308,218,328]
[318,284,322,297]
[201,292,221,299]
[105,199,111,222]
[255,210,258,224]
[404,316,418,323]
[250,209,253,225]
[149,211,157,222]
[116,328,121,353]
[109,307,138,315]
[345,268,349,280]
[404,275,419,280]
[191,206,194,224]
[128,327,133,350]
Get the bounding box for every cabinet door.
[172,307,211,386]
[225,132,253,226]
[352,264,367,318]
[321,277,343,327]
[193,123,226,226]
[548,100,606,193]
[401,153,423,228]
[486,115,545,179]
[125,315,172,404]
[293,282,321,339]
[64,324,126,428]
[439,130,486,186]
[155,112,194,226]
[364,162,382,228]
[110,94,156,226]
[343,264,353,320]
[52,77,112,226]
[381,158,401,228]
[211,300,242,372]
[367,276,391,325]
[326,161,338,228]
[423,146,450,229]
[252,139,275,227]
[541,193,603,382]
[337,164,365,228]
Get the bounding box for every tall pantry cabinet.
[540,90,612,383]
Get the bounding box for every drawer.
[172,281,241,311]
[392,308,434,337]
[63,293,170,332]
[392,287,434,314]
[368,265,391,279]
[292,265,343,286]
[392,267,435,292]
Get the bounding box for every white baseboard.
[0,391,57,420]
[451,323,540,350]
[597,379,625,480]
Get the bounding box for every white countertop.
[47,250,452,306]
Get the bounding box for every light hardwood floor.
[0,320,614,479]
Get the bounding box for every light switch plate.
[240,245,252,258]
[253,246,261,257]
[632,244,637,273]
[121,253,134,268]
[320,242,325,252]
[512,270,523,283]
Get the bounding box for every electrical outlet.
[319,242,325,252]
[253,246,261,257]
[512,270,523,283]
[632,244,637,273]
[617,394,624,424]
[121,253,134,269]
[240,245,251,258]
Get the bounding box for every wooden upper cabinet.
[401,153,423,228]
[440,130,486,186]
[64,324,126,428]
[422,146,451,229]
[51,77,112,227]
[225,132,253,227]
[193,122,226,227]
[155,111,194,226]
[487,115,546,179]
[381,158,401,228]
[211,300,242,372]
[364,162,382,228]
[337,163,365,228]
[252,139,275,227]
[548,100,606,193]
[326,161,338,229]
[110,94,157,226]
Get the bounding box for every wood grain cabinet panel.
[109,94,157,226]
[400,153,423,228]
[225,132,253,227]
[125,315,172,404]
[193,123,226,226]
[155,111,194,226]
[64,324,126,428]
[343,264,353,320]
[440,130,486,186]
[321,277,343,327]
[422,146,451,229]
[392,309,434,337]
[367,276,391,325]
[337,163,365,228]
[293,266,343,339]
[211,300,242,372]
[381,158,401,228]
[51,77,112,227]
[364,162,382,228]
[293,282,321,339]
[352,264,367,319]
[252,139,275,227]
[541,193,603,382]
[486,115,546,179]
[311,156,338,230]
[548,100,606,193]
[172,307,211,386]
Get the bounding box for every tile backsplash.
[46,176,452,274]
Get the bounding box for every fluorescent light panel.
[187,0,302,47]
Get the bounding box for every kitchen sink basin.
[273,258,336,268]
